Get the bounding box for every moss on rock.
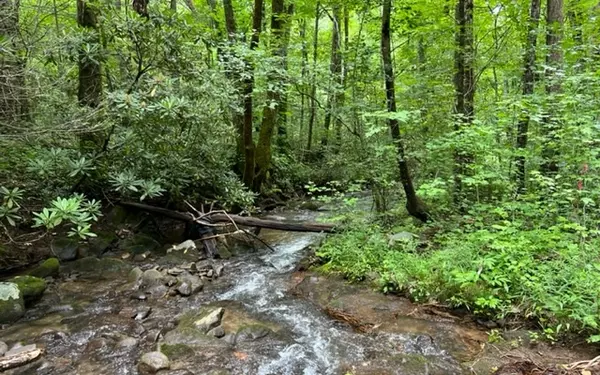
[9,276,46,304]
[29,257,60,278]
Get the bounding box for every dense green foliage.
[2,0,600,342]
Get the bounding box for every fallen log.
[0,345,44,371]
[119,201,337,234]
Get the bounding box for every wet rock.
[128,267,144,283]
[51,237,79,261]
[138,351,170,374]
[131,292,147,301]
[29,258,60,278]
[64,257,131,280]
[207,326,225,338]
[159,343,195,360]
[222,333,236,345]
[9,276,46,305]
[117,336,138,348]
[121,233,161,255]
[165,276,178,287]
[216,246,232,260]
[0,282,25,324]
[168,267,184,276]
[145,284,168,298]
[192,260,212,273]
[0,341,7,356]
[162,327,230,350]
[193,307,224,333]
[142,269,165,287]
[235,324,272,342]
[214,264,224,278]
[0,344,43,371]
[171,240,196,252]
[135,307,152,321]
[87,231,118,257]
[176,274,203,297]
[207,269,214,278]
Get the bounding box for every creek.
[0,207,592,374]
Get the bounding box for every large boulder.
[28,258,59,278]
[138,351,170,374]
[175,273,203,297]
[121,234,161,255]
[9,276,46,305]
[0,282,25,323]
[63,257,131,280]
[51,238,79,261]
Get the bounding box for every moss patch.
[9,276,46,304]
[29,258,60,278]
[159,343,195,360]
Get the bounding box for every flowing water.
[0,208,592,374]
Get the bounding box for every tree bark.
[275,3,294,151]
[321,4,342,147]
[515,0,541,193]
[77,0,102,109]
[381,0,429,222]
[306,2,320,152]
[0,0,26,126]
[453,0,475,205]
[254,0,290,191]
[132,0,149,17]
[241,0,263,187]
[541,0,563,175]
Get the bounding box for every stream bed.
[0,209,594,375]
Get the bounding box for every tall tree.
[241,0,263,187]
[381,0,429,222]
[254,0,291,191]
[453,0,475,204]
[306,2,320,152]
[77,0,102,109]
[0,0,26,125]
[541,0,564,174]
[321,4,342,147]
[515,0,542,192]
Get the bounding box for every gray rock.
[171,240,196,252]
[207,270,214,278]
[138,351,170,374]
[128,267,144,283]
[135,307,152,321]
[162,327,230,350]
[145,284,168,298]
[214,265,224,278]
[131,292,147,301]
[167,267,184,276]
[5,344,38,357]
[0,341,7,356]
[193,307,224,333]
[0,282,25,324]
[29,258,60,278]
[222,333,236,345]
[207,326,225,338]
[142,269,165,287]
[235,325,272,342]
[192,260,212,273]
[176,282,192,297]
[117,337,138,348]
[176,274,203,296]
[51,238,79,261]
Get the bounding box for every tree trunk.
[132,0,149,17]
[254,0,289,191]
[381,0,429,222]
[299,19,308,138]
[541,0,563,175]
[0,0,26,126]
[306,2,320,152]
[321,4,342,147]
[275,3,294,151]
[453,0,475,205]
[241,0,263,187]
[170,0,176,11]
[515,0,541,193]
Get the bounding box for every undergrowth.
[316,206,600,343]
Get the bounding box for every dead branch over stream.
[119,201,337,234]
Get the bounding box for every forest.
[2,0,600,371]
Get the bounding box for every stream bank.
[0,207,597,374]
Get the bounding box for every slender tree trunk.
[170,0,176,11]
[381,0,429,222]
[222,0,245,172]
[254,0,290,191]
[306,2,319,152]
[453,0,475,205]
[0,0,26,126]
[321,4,341,147]
[515,0,541,193]
[299,19,308,138]
[276,3,294,150]
[132,0,149,17]
[541,0,563,175]
[241,0,263,187]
